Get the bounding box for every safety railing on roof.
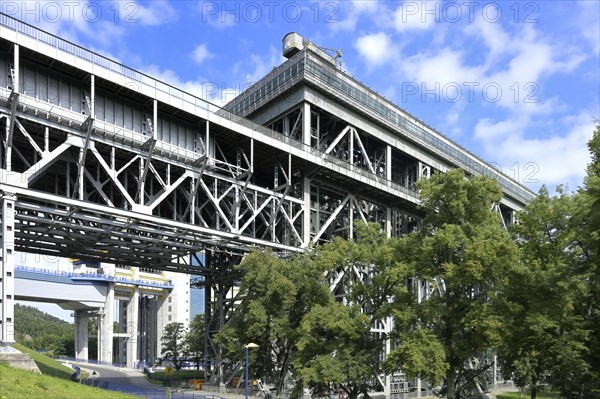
[15,265,174,289]
[1,13,476,205]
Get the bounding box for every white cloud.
[394,1,437,32]
[405,48,482,84]
[141,65,215,102]
[332,0,387,32]
[354,32,395,67]
[141,46,284,107]
[135,1,178,25]
[191,43,214,65]
[232,45,284,84]
[577,1,600,55]
[475,112,596,191]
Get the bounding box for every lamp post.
[244,343,259,399]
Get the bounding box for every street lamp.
[244,343,259,399]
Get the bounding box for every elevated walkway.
[14,265,173,310]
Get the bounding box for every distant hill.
[15,304,72,340]
[14,304,73,354]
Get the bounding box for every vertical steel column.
[349,128,354,166]
[44,127,49,153]
[303,177,311,246]
[90,75,95,118]
[153,99,158,138]
[386,145,392,180]
[385,208,392,238]
[0,192,16,343]
[302,102,311,146]
[13,44,19,93]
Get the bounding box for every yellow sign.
[165,366,173,376]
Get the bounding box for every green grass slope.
[11,343,74,380]
[0,364,138,399]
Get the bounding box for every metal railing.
[0,13,419,203]
[15,265,174,289]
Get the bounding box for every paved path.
[68,361,248,399]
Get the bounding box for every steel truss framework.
[0,15,529,396]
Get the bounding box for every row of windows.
[231,60,304,115]
[304,56,532,202]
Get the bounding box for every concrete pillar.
[0,192,16,343]
[74,311,89,361]
[303,102,311,146]
[117,299,127,365]
[126,286,140,368]
[99,282,114,364]
[156,294,168,359]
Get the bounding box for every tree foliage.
[217,250,331,395]
[398,169,518,398]
[578,124,600,389]
[295,223,411,399]
[185,313,205,370]
[498,187,590,398]
[295,302,372,399]
[14,304,75,357]
[161,322,187,371]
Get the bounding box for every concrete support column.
[127,286,140,368]
[386,145,392,181]
[74,311,89,361]
[117,299,127,365]
[0,192,16,343]
[99,282,114,364]
[303,102,311,146]
[156,295,167,358]
[303,177,311,246]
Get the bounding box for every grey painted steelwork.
[0,16,528,395]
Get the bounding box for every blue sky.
[3,0,598,191]
[4,1,599,318]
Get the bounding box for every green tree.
[498,187,590,399]
[185,313,205,370]
[295,302,372,399]
[218,250,330,395]
[576,124,600,391]
[161,322,187,371]
[402,169,518,398]
[297,222,418,396]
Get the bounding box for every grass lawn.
[11,343,76,380]
[0,364,139,399]
[497,391,560,399]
